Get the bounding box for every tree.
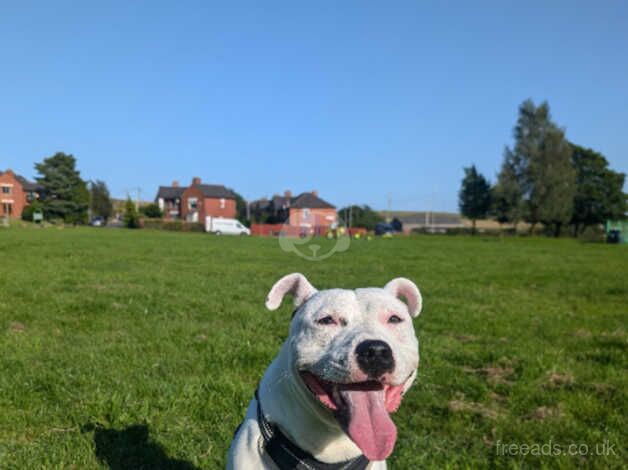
[123,198,141,228]
[510,99,551,231]
[500,99,575,235]
[231,190,249,226]
[337,205,384,230]
[530,127,576,237]
[89,180,113,222]
[139,203,162,218]
[459,165,491,234]
[492,147,524,228]
[570,143,627,234]
[34,152,88,224]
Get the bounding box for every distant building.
[388,212,464,233]
[155,177,237,222]
[0,169,42,219]
[155,181,185,219]
[250,190,337,228]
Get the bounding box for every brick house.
[156,181,185,219]
[155,177,237,222]
[0,169,41,218]
[250,190,337,228]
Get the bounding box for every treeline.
[22,152,114,224]
[459,99,626,236]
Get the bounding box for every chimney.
[311,190,318,197]
[192,177,201,185]
[172,180,179,187]
[284,190,292,199]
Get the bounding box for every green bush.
[21,202,44,222]
[139,203,163,218]
[141,218,204,232]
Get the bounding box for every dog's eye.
[317,315,337,325]
[388,314,403,324]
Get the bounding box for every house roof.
[250,198,271,211]
[271,195,290,209]
[0,170,42,192]
[250,192,336,211]
[156,186,186,200]
[194,184,237,200]
[15,175,42,192]
[290,192,335,209]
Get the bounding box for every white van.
[205,216,251,236]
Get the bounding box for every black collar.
[255,389,370,470]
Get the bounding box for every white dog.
[227,273,423,469]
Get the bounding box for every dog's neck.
[257,343,364,464]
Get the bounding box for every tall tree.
[530,127,576,237]
[231,190,249,226]
[500,99,575,235]
[35,152,88,224]
[511,99,551,230]
[492,147,524,228]
[570,143,627,234]
[89,180,113,222]
[458,165,491,234]
[123,198,141,228]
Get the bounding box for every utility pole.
[349,205,353,229]
[386,193,392,222]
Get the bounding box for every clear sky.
[1,1,627,212]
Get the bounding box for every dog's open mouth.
[299,371,406,461]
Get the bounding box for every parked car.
[375,222,395,236]
[205,217,250,235]
[90,216,105,227]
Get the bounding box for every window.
[188,198,198,210]
[302,208,310,220]
[220,198,225,209]
[1,186,10,194]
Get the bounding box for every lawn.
[0,227,626,469]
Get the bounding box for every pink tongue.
[342,389,397,461]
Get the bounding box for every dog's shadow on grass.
[83,423,200,470]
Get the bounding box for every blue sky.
[1,1,627,212]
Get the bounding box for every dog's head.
[266,273,422,461]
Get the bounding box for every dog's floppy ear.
[384,278,422,317]
[266,273,317,311]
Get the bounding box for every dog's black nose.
[355,340,395,378]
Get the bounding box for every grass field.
[0,227,626,469]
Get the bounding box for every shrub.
[123,199,141,229]
[140,203,163,218]
[21,202,44,222]
[141,218,204,232]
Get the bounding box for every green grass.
[0,227,626,469]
